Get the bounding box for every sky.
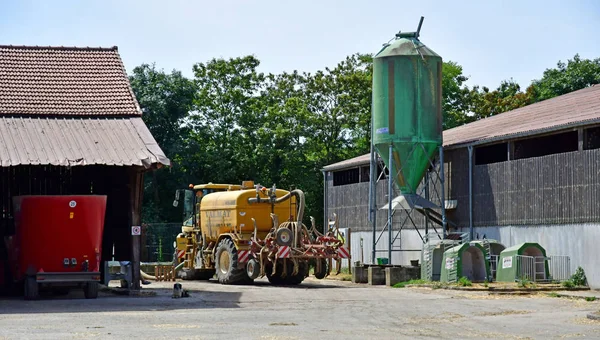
[1,0,599,89]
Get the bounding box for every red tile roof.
[0,45,141,116]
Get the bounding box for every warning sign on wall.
[131,226,141,236]
[502,256,513,269]
[445,257,455,269]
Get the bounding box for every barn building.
[0,45,169,290]
[323,85,600,287]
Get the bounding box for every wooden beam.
[129,168,144,291]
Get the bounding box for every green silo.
[372,27,442,194]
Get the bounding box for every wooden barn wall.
[326,172,443,233]
[0,165,140,262]
[471,148,600,226]
[326,146,600,232]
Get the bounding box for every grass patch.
[458,276,472,287]
[548,292,560,298]
[586,297,597,302]
[392,279,428,288]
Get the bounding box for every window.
[333,168,359,186]
[475,143,508,165]
[360,166,370,182]
[514,131,577,160]
[585,126,600,150]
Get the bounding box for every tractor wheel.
[24,276,39,300]
[214,238,250,284]
[84,282,99,299]
[314,259,328,279]
[288,261,308,285]
[266,261,285,285]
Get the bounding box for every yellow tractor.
[172,181,348,285]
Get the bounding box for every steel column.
[439,146,447,237]
[322,170,328,234]
[424,171,430,236]
[370,144,377,264]
[468,145,473,241]
[387,143,393,263]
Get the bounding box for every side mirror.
[173,200,179,207]
[175,190,180,200]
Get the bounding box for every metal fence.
[490,255,499,279]
[514,255,571,282]
[142,223,181,263]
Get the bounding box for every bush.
[562,280,575,288]
[518,278,531,288]
[458,276,472,287]
[571,267,588,287]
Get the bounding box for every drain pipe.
[468,145,474,241]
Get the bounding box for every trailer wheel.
[314,259,328,279]
[84,282,98,299]
[215,238,249,284]
[24,276,39,300]
[246,259,260,280]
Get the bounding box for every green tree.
[441,61,472,129]
[532,54,600,102]
[129,64,197,222]
[468,79,535,120]
[190,55,266,183]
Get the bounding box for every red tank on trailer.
[7,195,107,300]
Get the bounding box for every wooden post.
[130,169,144,291]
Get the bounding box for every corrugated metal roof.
[0,45,141,116]
[322,153,372,171]
[0,117,170,167]
[323,85,600,171]
[443,84,600,148]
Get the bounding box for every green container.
[496,243,550,282]
[372,32,442,194]
[377,258,389,265]
[440,243,491,283]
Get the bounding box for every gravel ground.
[0,278,599,340]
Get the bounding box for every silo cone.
[372,31,443,195]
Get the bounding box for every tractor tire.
[314,259,328,279]
[24,276,39,300]
[214,238,250,284]
[288,261,308,285]
[84,282,99,299]
[266,261,285,285]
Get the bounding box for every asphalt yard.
[0,277,599,340]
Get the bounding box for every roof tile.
[0,45,141,116]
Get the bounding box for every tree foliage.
[532,54,600,102]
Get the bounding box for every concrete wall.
[348,223,600,288]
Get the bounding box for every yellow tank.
[200,188,296,239]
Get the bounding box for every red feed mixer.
[7,195,107,300]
